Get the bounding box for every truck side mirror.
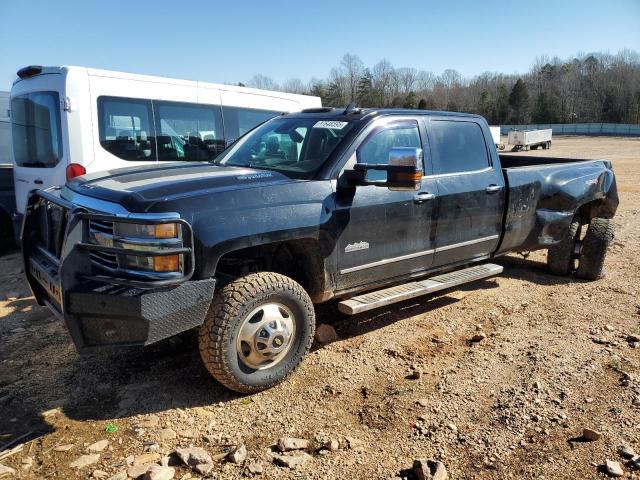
[344,147,423,191]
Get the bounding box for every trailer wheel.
[199,272,315,393]
[530,145,538,150]
[541,142,547,150]
[547,215,581,276]
[574,218,614,280]
[547,141,551,149]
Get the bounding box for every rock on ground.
[53,444,74,452]
[582,428,602,441]
[604,459,623,477]
[228,444,247,464]
[128,463,156,478]
[87,439,109,452]
[315,323,338,344]
[143,464,175,480]
[69,453,101,469]
[618,444,635,459]
[413,458,448,480]
[274,453,311,469]
[0,464,16,477]
[175,447,214,475]
[107,472,127,480]
[277,437,310,452]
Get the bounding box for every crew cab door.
[425,117,505,267]
[334,117,438,290]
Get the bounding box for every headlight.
[115,222,179,239]
[88,220,184,275]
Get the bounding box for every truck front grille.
[88,219,117,271]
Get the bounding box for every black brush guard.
[22,188,215,352]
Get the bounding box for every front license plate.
[29,256,62,307]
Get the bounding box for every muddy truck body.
[22,108,618,392]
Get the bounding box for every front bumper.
[22,188,215,353]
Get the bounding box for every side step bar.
[338,263,503,315]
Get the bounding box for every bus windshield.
[215,117,357,179]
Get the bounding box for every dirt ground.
[0,136,639,479]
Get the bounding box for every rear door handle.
[485,184,503,194]
[413,192,436,204]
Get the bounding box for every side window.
[429,120,489,174]
[222,106,281,145]
[356,120,421,181]
[155,102,224,161]
[98,97,154,161]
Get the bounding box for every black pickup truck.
[22,107,618,393]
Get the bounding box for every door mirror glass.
[387,147,423,191]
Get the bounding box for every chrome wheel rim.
[236,303,296,370]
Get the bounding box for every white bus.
[9,65,321,226]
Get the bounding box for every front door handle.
[485,184,503,194]
[34,179,44,185]
[413,192,436,204]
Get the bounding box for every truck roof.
[286,107,483,121]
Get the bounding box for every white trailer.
[508,129,552,151]
[489,126,505,150]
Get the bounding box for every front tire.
[199,272,315,393]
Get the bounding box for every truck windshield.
[216,117,356,179]
[11,92,63,168]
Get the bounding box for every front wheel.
[199,272,315,393]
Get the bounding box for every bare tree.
[246,74,280,91]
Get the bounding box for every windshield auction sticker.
[313,120,349,130]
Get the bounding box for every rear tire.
[575,218,614,280]
[198,272,315,393]
[547,216,581,276]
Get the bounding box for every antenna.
[343,102,361,114]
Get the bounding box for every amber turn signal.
[153,254,180,272]
[154,223,178,238]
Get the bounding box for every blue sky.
[0,0,638,90]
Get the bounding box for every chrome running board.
[338,263,503,315]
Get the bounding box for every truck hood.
[66,162,293,211]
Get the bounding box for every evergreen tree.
[403,92,418,109]
[356,69,375,107]
[509,78,529,123]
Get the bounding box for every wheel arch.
[202,236,334,303]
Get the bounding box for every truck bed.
[496,155,617,255]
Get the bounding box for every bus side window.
[154,102,223,161]
[98,97,154,161]
[221,107,281,145]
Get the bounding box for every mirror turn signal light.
[153,254,180,272]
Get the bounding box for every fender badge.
[345,241,369,253]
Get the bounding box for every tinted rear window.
[429,120,489,174]
[11,92,63,168]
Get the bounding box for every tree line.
[243,50,640,125]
